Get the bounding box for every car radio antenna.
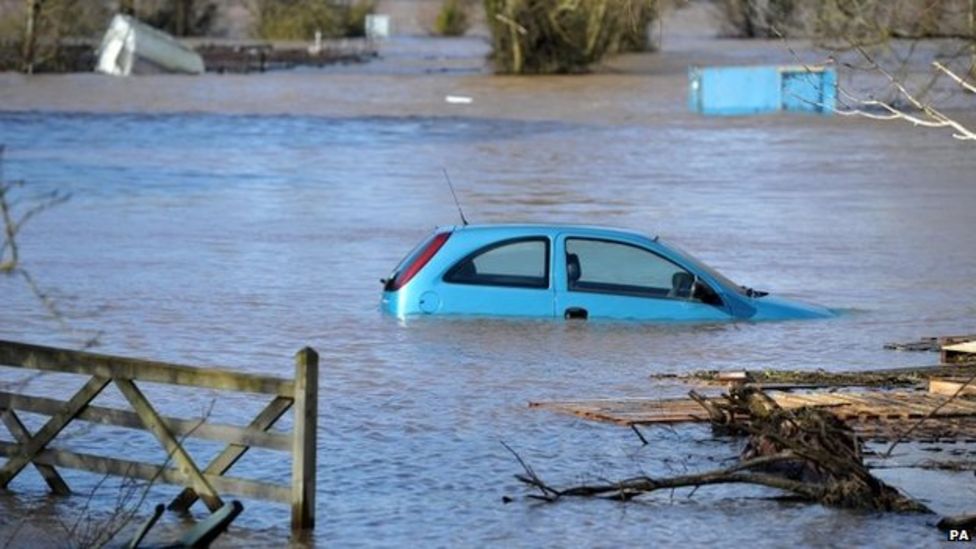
[442,168,469,226]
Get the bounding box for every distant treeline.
[0,0,377,40]
[0,0,972,74]
[0,0,379,72]
[718,0,976,40]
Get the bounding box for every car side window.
[566,238,698,299]
[444,238,550,289]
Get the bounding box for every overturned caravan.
[95,14,205,76]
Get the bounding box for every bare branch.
[772,28,976,141]
[934,61,976,94]
[882,367,976,458]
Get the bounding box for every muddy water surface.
[1,40,976,547]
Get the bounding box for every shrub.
[0,0,110,72]
[433,0,471,36]
[715,0,805,38]
[615,0,657,52]
[483,0,659,74]
[715,0,973,40]
[340,0,376,37]
[141,0,219,37]
[252,0,374,40]
[253,0,340,40]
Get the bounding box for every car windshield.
[657,238,754,297]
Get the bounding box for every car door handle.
[564,307,588,320]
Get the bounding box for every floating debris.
[96,14,204,76]
[517,386,931,513]
[649,363,976,389]
[883,335,976,364]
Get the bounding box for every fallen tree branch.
[518,453,822,501]
[511,387,931,513]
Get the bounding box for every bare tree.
[835,50,976,141]
[21,0,42,74]
[0,145,101,349]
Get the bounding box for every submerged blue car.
[381,224,833,322]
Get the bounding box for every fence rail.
[0,339,318,530]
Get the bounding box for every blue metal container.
[689,65,837,116]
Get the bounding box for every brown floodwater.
[1,28,975,548]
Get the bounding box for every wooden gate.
[0,340,318,530]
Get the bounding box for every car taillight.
[385,232,451,291]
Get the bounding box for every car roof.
[445,223,658,241]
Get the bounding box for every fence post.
[291,347,318,530]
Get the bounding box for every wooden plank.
[168,396,292,512]
[942,341,976,353]
[770,393,852,409]
[532,399,705,421]
[856,393,934,416]
[942,339,976,364]
[0,441,290,503]
[531,390,976,432]
[929,378,976,397]
[291,347,318,530]
[844,393,923,419]
[823,394,904,419]
[0,408,70,494]
[0,391,290,451]
[0,340,293,396]
[769,393,822,408]
[531,398,711,411]
[0,376,109,488]
[902,392,976,416]
[115,379,224,512]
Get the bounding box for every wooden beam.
[0,408,70,494]
[943,341,976,353]
[0,375,109,488]
[0,340,294,396]
[169,396,292,512]
[0,391,290,451]
[291,347,318,530]
[942,340,976,364]
[0,442,290,503]
[115,379,224,511]
[929,378,976,397]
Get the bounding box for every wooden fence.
[0,340,318,530]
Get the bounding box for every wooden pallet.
[529,390,976,441]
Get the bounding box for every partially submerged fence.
[0,339,318,530]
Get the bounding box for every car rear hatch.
[383,227,453,292]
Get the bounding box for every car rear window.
[444,237,549,289]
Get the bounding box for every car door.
[554,235,732,321]
[435,236,556,317]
